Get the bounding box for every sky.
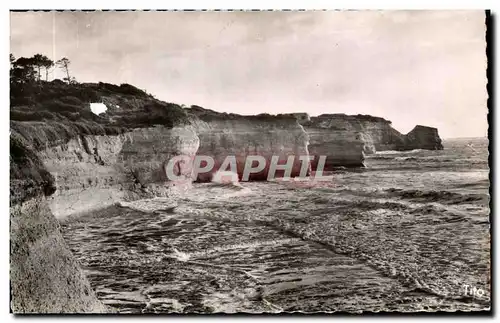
[10,10,488,138]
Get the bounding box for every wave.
[269,199,490,306]
[170,248,191,262]
[116,198,178,214]
[167,238,302,261]
[211,170,242,187]
[394,156,419,161]
[393,156,453,162]
[384,188,488,205]
[365,155,395,160]
[394,157,487,164]
[375,149,424,155]
[456,179,490,189]
[368,156,455,162]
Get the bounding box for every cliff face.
[39,134,128,219]
[32,113,312,216]
[303,121,366,169]
[13,110,312,218]
[402,125,444,150]
[188,109,310,181]
[301,114,443,155]
[10,197,108,313]
[37,126,199,219]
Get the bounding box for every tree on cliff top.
[56,57,75,84]
[32,54,54,81]
[10,56,37,84]
[10,54,55,83]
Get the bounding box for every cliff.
[10,80,196,219]
[187,107,309,181]
[300,114,443,157]
[402,125,444,150]
[36,126,199,218]
[302,115,367,169]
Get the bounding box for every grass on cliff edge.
[11,80,190,129]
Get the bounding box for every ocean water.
[61,137,490,313]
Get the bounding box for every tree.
[9,54,16,79]
[13,56,34,68]
[31,54,54,81]
[31,54,43,80]
[41,56,54,81]
[11,56,37,84]
[56,57,72,83]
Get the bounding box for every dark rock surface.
[401,125,444,151]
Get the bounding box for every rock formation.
[302,115,366,169]
[298,114,443,161]
[402,125,444,150]
[37,126,199,218]
[187,107,310,181]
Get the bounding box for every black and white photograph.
[8,8,491,314]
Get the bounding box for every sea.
[61,137,490,313]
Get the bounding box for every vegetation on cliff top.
[11,53,190,128]
[10,53,190,203]
[187,105,297,122]
[315,113,392,124]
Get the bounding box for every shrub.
[98,82,121,93]
[119,83,148,97]
[58,111,80,121]
[50,79,66,86]
[44,99,83,113]
[59,95,84,106]
[10,110,57,122]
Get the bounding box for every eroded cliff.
[302,116,366,169]
[403,125,444,150]
[301,114,443,158]
[40,126,199,218]
[188,107,310,181]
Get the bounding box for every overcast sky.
[10,10,487,138]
